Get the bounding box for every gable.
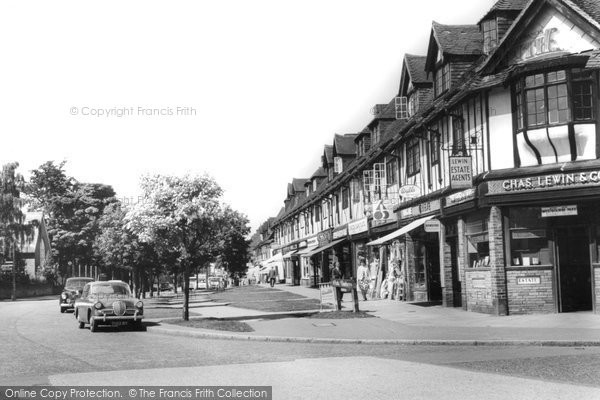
[508,3,600,64]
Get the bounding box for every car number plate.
[111,321,128,327]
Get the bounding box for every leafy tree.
[125,174,223,320]
[26,161,75,216]
[0,163,34,300]
[217,206,250,278]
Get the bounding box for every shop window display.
[508,208,552,266]
[465,212,490,268]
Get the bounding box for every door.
[425,242,442,302]
[556,227,593,312]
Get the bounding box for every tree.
[94,202,159,297]
[26,160,74,216]
[125,174,223,320]
[0,163,34,300]
[217,206,250,278]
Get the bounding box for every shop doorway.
[448,237,462,307]
[555,227,592,312]
[424,241,442,302]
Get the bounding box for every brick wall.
[507,267,555,314]
[489,206,508,315]
[465,269,493,313]
[441,223,455,307]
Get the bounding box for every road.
[1,298,600,399]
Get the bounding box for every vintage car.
[74,280,144,332]
[59,277,94,313]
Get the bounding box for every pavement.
[145,283,600,346]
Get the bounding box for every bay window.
[513,68,597,166]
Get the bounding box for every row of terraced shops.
[267,0,600,315]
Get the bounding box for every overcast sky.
[0,0,497,232]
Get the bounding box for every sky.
[0,0,498,233]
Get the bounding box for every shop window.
[465,212,489,268]
[508,208,553,266]
[414,244,426,289]
[513,68,597,166]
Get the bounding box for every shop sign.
[372,200,391,222]
[412,199,441,217]
[307,237,319,247]
[399,184,421,199]
[317,229,332,247]
[488,171,600,194]
[400,207,413,220]
[541,205,578,217]
[471,278,487,289]
[298,240,307,249]
[348,218,368,236]
[517,276,541,285]
[332,225,348,240]
[445,188,476,207]
[449,156,473,189]
[424,219,440,233]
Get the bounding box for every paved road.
[1,299,600,399]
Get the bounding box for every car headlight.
[135,301,143,309]
[61,293,67,299]
[94,302,103,310]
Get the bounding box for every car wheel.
[132,320,145,331]
[78,320,85,329]
[90,316,98,333]
[60,307,65,314]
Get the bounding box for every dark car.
[59,277,94,313]
[74,280,144,332]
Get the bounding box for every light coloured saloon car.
[74,280,144,332]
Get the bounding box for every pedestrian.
[356,256,369,301]
[331,260,344,303]
[268,266,277,287]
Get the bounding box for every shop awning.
[260,253,283,266]
[295,246,318,257]
[282,250,297,259]
[367,215,435,246]
[305,239,346,257]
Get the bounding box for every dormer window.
[482,19,498,54]
[372,125,380,144]
[313,179,317,191]
[434,64,451,97]
[408,95,417,117]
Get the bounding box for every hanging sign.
[424,219,441,233]
[449,156,473,189]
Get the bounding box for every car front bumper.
[95,312,143,322]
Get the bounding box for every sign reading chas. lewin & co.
[487,171,600,194]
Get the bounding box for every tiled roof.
[323,145,334,164]
[586,49,600,68]
[479,0,530,22]
[292,178,309,192]
[432,22,483,56]
[310,167,327,179]
[404,54,430,84]
[569,0,600,26]
[334,134,358,156]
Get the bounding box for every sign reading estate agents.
[449,156,472,189]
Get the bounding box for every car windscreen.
[89,283,131,297]
[65,279,93,289]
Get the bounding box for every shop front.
[282,244,299,286]
[478,166,600,314]
[297,236,319,287]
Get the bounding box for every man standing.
[268,266,277,287]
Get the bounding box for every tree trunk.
[11,245,16,301]
[182,263,190,321]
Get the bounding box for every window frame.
[406,138,421,177]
